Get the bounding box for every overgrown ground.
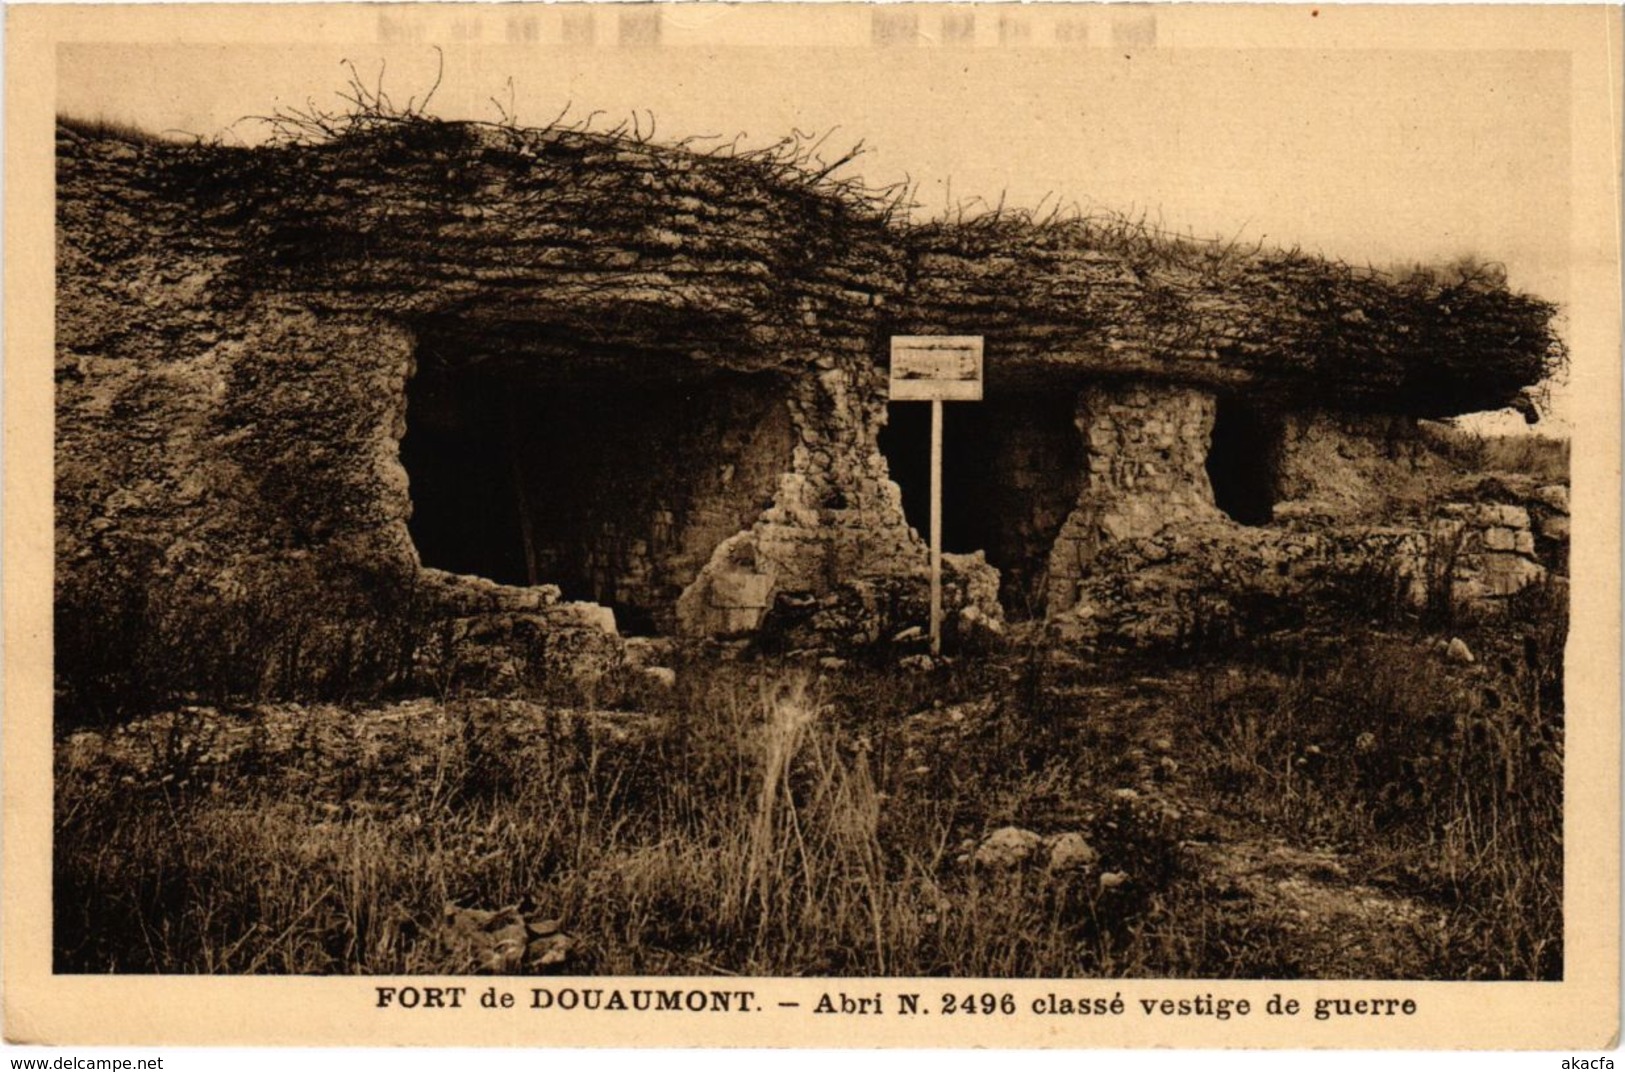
[53,92,1572,981]
[54,572,1564,979]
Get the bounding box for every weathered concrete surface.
[1273,411,1441,520]
[1430,502,1547,604]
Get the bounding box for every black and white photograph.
[6,0,1620,1050]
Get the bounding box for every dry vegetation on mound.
[64,66,1567,416]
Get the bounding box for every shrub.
[54,544,435,729]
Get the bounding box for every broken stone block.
[1534,484,1569,514]
[719,606,768,634]
[1479,504,1532,530]
[1045,832,1100,874]
[711,570,775,609]
[1476,554,1545,597]
[676,532,779,638]
[973,826,1044,870]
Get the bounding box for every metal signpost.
[888,335,984,655]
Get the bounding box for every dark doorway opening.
[1206,398,1281,526]
[878,391,1082,617]
[880,402,996,557]
[401,353,791,635]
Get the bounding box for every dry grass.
[54,656,1172,976]
[55,572,1563,979]
[58,114,180,146]
[1420,422,1570,485]
[1177,578,1565,979]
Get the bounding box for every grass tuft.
[55,582,1564,979]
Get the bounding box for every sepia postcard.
[4,1,1621,1050]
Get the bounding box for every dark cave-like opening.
[400,350,792,635]
[1206,397,1282,526]
[879,391,1082,618]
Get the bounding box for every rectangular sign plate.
[889,335,984,401]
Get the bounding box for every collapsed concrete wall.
[55,116,983,707]
[1039,385,1562,647]
[55,114,1567,705]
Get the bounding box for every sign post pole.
[929,397,943,655]
[888,336,983,659]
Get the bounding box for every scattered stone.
[1098,871,1130,892]
[438,903,529,973]
[818,656,848,671]
[562,601,619,637]
[898,654,935,673]
[973,826,1044,870]
[622,637,674,669]
[642,666,677,689]
[958,604,1007,646]
[1445,637,1475,665]
[527,931,575,969]
[1045,832,1100,873]
[436,902,575,973]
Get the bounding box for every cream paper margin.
[4,2,1620,1050]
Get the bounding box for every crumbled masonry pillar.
[677,360,923,637]
[1046,383,1219,614]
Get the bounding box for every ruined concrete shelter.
[55,116,1567,697]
